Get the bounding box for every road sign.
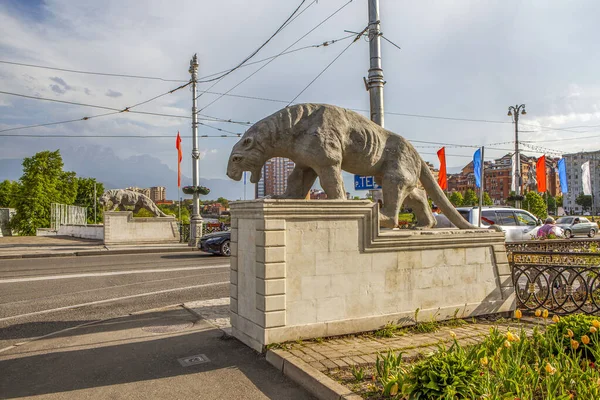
[354,175,382,190]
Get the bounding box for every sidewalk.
[0,303,314,399]
[0,235,195,259]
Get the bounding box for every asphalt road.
[0,251,230,350]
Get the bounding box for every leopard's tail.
[419,161,478,229]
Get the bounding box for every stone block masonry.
[103,212,179,245]
[229,199,513,352]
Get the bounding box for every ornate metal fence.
[508,239,600,315]
[50,203,87,230]
[179,223,190,243]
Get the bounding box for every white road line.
[0,264,229,283]
[0,281,229,322]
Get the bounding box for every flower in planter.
[552,315,560,323]
[582,335,590,345]
[535,309,542,317]
[545,362,557,375]
[514,309,522,319]
[567,329,574,338]
[542,309,549,319]
[591,326,598,334]
[571,339,580,350]
[506,331,520,342]
[504,340,511,348]
[480,356,488,366]
[593,320,600,329]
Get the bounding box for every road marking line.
[0,281,229,322]
[0,264,229,283]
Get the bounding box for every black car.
[198,231,231,256]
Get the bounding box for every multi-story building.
[255,157,295,198]
[149,186,166,203]
[563,151,600,214]
[126,186,151,198]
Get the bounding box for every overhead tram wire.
[195,0,355,113]
[287,27,367,105]
[0,133,241,138]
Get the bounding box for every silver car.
[555,216,598,238]
[457,206,543,242]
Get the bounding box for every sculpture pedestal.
[103,212,179,245]
[229,199,514,352]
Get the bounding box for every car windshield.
[556,217,573,224]
[458,210,470,222]
[580,218,589,223]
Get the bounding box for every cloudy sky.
[1,0,600,195]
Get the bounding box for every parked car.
[198,230,231,256]
[457,206,543,242]
[555,216,598,238]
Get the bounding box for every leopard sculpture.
[99,189,168,218]
[226,103,477,229]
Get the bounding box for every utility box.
[0,208,16,237]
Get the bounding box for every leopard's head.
[226,135,265,184]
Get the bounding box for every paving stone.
[332,358,349,368]
[321,359,338,370]
[309,361,327,372]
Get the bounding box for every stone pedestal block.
[229,199,514,352]
[103,212,179,245]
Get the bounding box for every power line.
[0,111,120,133]
[196,0,307,85]
[0,134,240,138]
[0,60,189,83]
[287,27,366,105]
[196,0,354,113]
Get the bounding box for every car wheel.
[220,240,231,256]
[564,229,572,238]
[589,229,596,238]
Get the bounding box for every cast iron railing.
[510,249,600,315]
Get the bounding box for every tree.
[576,194,593,212]
[483,192,493,206]
[556,194,563,207]
[449,191,463,207]
[11,150,78,235]
[74,178,105,224]
[0,180,19,208]
[523,191,547,219]
[546,195,557,214]
[216,197,229,209]
[462,189,478,206]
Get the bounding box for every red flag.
[176,132,182,188]
[437,147,448,190]
[536,155,547,193]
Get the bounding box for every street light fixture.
[508,104,527,208]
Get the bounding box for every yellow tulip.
[514,309,522,319]
[480,356,488,366]
[542,309,549,319]
[506,331,520,342]
[582,335,590,345]
[591,326,598,334]
[390,383,398,396]
[545,362,557,375]
[597,377,600,386]
[449,331,456,339]
[504,340,511,348]
[593,320,600,329]
[567,329,574,338]
[535,309,542,317]
[552,315,560,323]
[571,340,580,350]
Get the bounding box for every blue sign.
[354,175,382,190]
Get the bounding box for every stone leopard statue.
[226,103,476,229]
[99,189,169,218]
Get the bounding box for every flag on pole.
[582,161,592,195]
[437,147,447,190]
[511,153,518,192]
[176,132,182,188]
[558,158,568,193]
[536,155,547,193]
[473,148,482,188]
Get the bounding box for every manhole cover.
[178,354,211,367]
[141,320,193,334]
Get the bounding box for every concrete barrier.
[229,199,514,352]
[57,224,104,240]
[103,212,179,245]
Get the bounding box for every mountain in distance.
[0,146,246,200]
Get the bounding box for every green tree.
[448,191,463,207]
[216,197,229,208]
[0,180,19,208]
[74,178,105,224]
[556,194,563,207]
[523,191,547,219]
[11,150,78,235]
[462,189,478,206]
[483,192,493,206]
[546,195,557,215]
[576,194,593,212]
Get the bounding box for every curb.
[266,349,362,400]
[0,246,198,260]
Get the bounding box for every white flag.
[582,161,592,195]
[511,153,518,192]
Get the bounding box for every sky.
[1,0,600,197]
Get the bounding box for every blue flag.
[558,158,568,193]
[473,149,482,188]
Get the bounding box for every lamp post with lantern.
[508,104,527,208]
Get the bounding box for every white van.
[456,206,546,242]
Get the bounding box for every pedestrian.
[537,217,563,238]
[431,204,440,216]
[432,204,455,228]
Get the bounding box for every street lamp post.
[508,104,526,208]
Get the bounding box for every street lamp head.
[507,110,513,117]
[521,109,527,115]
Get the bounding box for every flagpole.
[478,146,485,227]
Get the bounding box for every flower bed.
[330,312,600,399]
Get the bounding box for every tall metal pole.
[478,146,485,227]
[508,104,526,209]
[367,0,384,128]
[93,182,97,224]
[189,54,203,246]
